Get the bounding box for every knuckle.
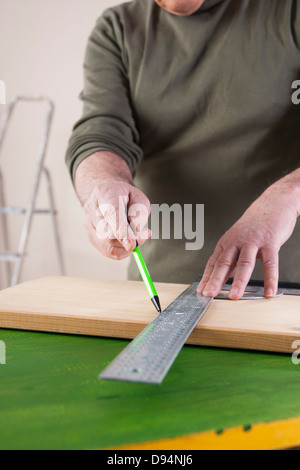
[237,257,253,268]
[105,244,128,260]
[207,261,215,270]
[215,257,232,268]
[241,241,258,252]
[262,228,275,245]
[217,239,227,251]
[107,237,117,246]
[106,245,119,258]
[101,204,117,220]
[262,258,277,270]
[207,256,216,268]
[135,192,151,214]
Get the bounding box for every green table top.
[0,328,300,450]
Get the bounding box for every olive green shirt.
[66,0,300,284]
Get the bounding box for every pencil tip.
[151,295,161,313]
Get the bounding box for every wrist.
[266,170,300,217]
[75,151,133,205]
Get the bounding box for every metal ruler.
[99,282,212,385]
[99,278,300,385]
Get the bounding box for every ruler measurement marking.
[99,283,213,384]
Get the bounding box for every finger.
[85,199,124,247]
[259,247,279,297]
[128,200,151,240]
[136,228,152,247]
[94,224,131,260]
[228,243,258,300]
[93,219,129,258]
[228,267,236,279]
[95,208,134,250]
[95,220,121,244]
[201,245,239,297]
[84,194,103,230]
[103,244,132,260]
[98,196,136,251]
[197,245,224,293]
[108,239,125,248]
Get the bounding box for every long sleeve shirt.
[66,0,300,284]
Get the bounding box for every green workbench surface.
[0,329,300,450]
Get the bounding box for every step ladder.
[0,95,65,287]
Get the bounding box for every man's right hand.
[83,181,151,260]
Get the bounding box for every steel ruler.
[99,279,300,385]
[99,282,212,385]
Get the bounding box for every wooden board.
[0,276,299,353]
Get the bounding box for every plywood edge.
[0,311,146,338]
[0,309,296,353]
[188,325,295,353]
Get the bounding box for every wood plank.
[0,276,299,353]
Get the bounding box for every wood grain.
[0,276,299,353]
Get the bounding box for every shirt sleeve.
[65,10,143,183]
[292,0,300,50]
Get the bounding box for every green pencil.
[132,242,161,313]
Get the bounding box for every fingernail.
[265,289,274,298]
[123,239,132,251]
[230,287,239,297]
[203,285,216,296]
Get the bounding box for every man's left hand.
[197,177,300,299]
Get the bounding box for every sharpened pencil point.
[151,295,161,313]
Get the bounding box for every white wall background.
[0,0,130,288]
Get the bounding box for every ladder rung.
[0,207,52,215]
[0,252,23,262]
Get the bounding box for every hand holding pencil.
[84,180,161,312]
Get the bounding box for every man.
[66,0,300,300]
